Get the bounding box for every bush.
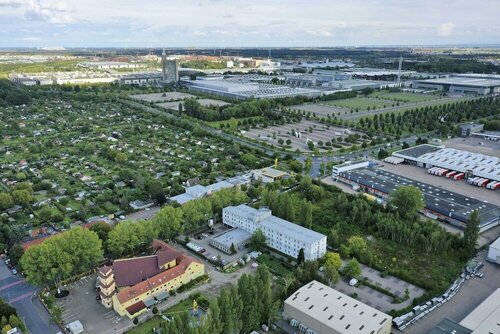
[133,317,139,325]
[152,306,158,315]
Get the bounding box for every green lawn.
[126,298,201,334]
[324,97,398,110]
[126,316,162,334]
[371,91,441,103]
[257,253,293,277]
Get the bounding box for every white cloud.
[306,30,334,37]
[0,0,24,7]
[437,22,455,36]
[20,0,73,24]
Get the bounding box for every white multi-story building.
[222,204,327,260]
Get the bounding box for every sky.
[0,0,499,48]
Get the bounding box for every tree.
[347,236,367,258]
[463,210,480,256]
[21,227,103,289]
[307,141,315,151]
[11,190,32,207]
[8,244,23,266]
[297,248,305,266]
[207,298,223,334]
[107,220,157,257]
[152,206,183,240]
[249,229,266,251]
[90,222,112,243]
[344,258,362,279]
[304,157,312,174]
[388,186,424,219]
[298,199,313,228]
[148,181,166,204]
[377,148,389,160]
[0,193,13,211]
[323,252,342,284]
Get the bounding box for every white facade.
[222,205,327,260]
[332,160,369,176]
[487,237,500,264]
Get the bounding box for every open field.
[371,91,442,103]
[240,119,366,152]
[324,96,396,110]
[130,92,196,102]
[290,103,346,117]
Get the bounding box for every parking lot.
[57,273,132,334]
[397,250,500,334]
[334,263,425,313]
[444,136,500,158]
[379,163,500,204]
[241,119,365,152]
[186,224,250,266]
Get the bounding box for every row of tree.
[159,266,278,334]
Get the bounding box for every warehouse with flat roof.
[413,75,500,95]
[459,288,500,333]
[392,144,500,182]
[284,280,392,334]
[336,167,500,231]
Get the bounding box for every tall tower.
[161,49,167,81]
[397,56,403,84]
[99,265,116,309]
[166,59,179,82]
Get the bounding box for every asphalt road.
[0,261,60,334]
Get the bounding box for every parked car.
[11,269,17,275]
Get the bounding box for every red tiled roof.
[21,235,53,251]
[113,240,182,287]
[116,254,201,304]
[125,301,146,316]
[113,255,162,287]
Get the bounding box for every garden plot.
[241,119,364,152]
[158,98,231,110]
[130,92,196,102]
[371,91,441,103]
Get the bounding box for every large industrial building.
[487,236,500,264]
[459,288,500,333]
[222,204,327,260]
[413,75,500,95]
[184,78,322,100]
[392,144,500,183]
[283,280,392,334]
[335,167,500,231]
[120,72,162,85]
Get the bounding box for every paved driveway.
[0,261,60,334]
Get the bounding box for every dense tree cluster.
[357,97,500,136]
[0,79,30,106]
[159,266,278,334]
[21,227,103,288]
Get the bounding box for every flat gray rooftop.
[393,144,442,159]
[415,77,500,88]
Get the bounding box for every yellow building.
[99,240,205,318]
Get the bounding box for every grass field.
[324,97,397,110]
[372,91,441,103]
[126,316,162,334]
[257,253,293,277]
[126,298,198,334]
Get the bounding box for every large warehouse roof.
[459,288,500,333]
[414,77,500,88]
[338,168,500,229]
[285,280,391,334]
[393,145,500,182]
